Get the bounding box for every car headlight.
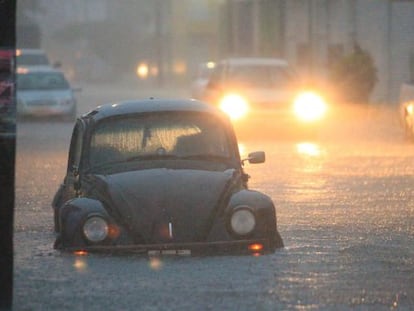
[293,91,327,122]
[219,94,249,120]
[406,103,414,115]
[83,216,109,243]
[230,207,256,236]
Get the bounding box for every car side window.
[67,121,83,172]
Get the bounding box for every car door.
[52,120,84,208]
[52,120,84,231]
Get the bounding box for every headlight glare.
[293,91,327,122]
[219,94,249,120]
[230,207,256,236]
[83,216,109,243]
[406,103,414,115]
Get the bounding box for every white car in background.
[16,66,79,121]
[202,57,327,136]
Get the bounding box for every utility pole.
[252,0,260,55]
[155,0,164,87]
[0,0,16,309]
[278,0,286,58]
[386,0,393,103]
[349,0,357,48]
[308,0,314,76]
[230,0,239,55]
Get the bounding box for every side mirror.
[248,151,265,164]
[242,151,265,165]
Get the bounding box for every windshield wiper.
[125,154,180,162]
[86,154,179,172]
[86,154,229,172]
[180,154,230,162]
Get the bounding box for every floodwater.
[13,86,414,310]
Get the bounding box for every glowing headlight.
[219,94,249,120]
[230,208,256,236]
[83,216,109,243]
[293,91,327,122]
[406,103,414,115]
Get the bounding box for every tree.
[329,44,378,104]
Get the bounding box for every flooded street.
[13,86,414,310]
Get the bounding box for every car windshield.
[17,72,70,90]
[226,64,295,88]
[16,54,49,66]
[89,112,233,168]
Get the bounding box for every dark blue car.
[52,98,283,255]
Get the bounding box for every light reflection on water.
[149,257,163,271]
[296,142,321,157]
[287,142,328,203]
[73,257,87,272]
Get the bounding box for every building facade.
[225,0,414,104]
[17,0,414,103]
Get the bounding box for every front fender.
[51,183,65,209]
[227,190,283,248]
[55,198,109,249]
[227,190,277,228]
[228,189,275,211]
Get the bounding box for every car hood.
[17,89,73,101]
[97,168,238,243]
[223,87,295,105]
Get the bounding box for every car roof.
[83,98,230,123]
[220,57,289,67]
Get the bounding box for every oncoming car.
[16,66,79,120]
[202,57,327,135]
[52,99,284,255]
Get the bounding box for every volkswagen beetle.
[52,98,283,255]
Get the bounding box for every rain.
[2,1,414,310]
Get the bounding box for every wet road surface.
[13,86,414,310]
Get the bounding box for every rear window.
[17,72,69,90]
[16,54,49,66]
[16,54,50,66]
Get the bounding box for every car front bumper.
[59,238,279,256]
